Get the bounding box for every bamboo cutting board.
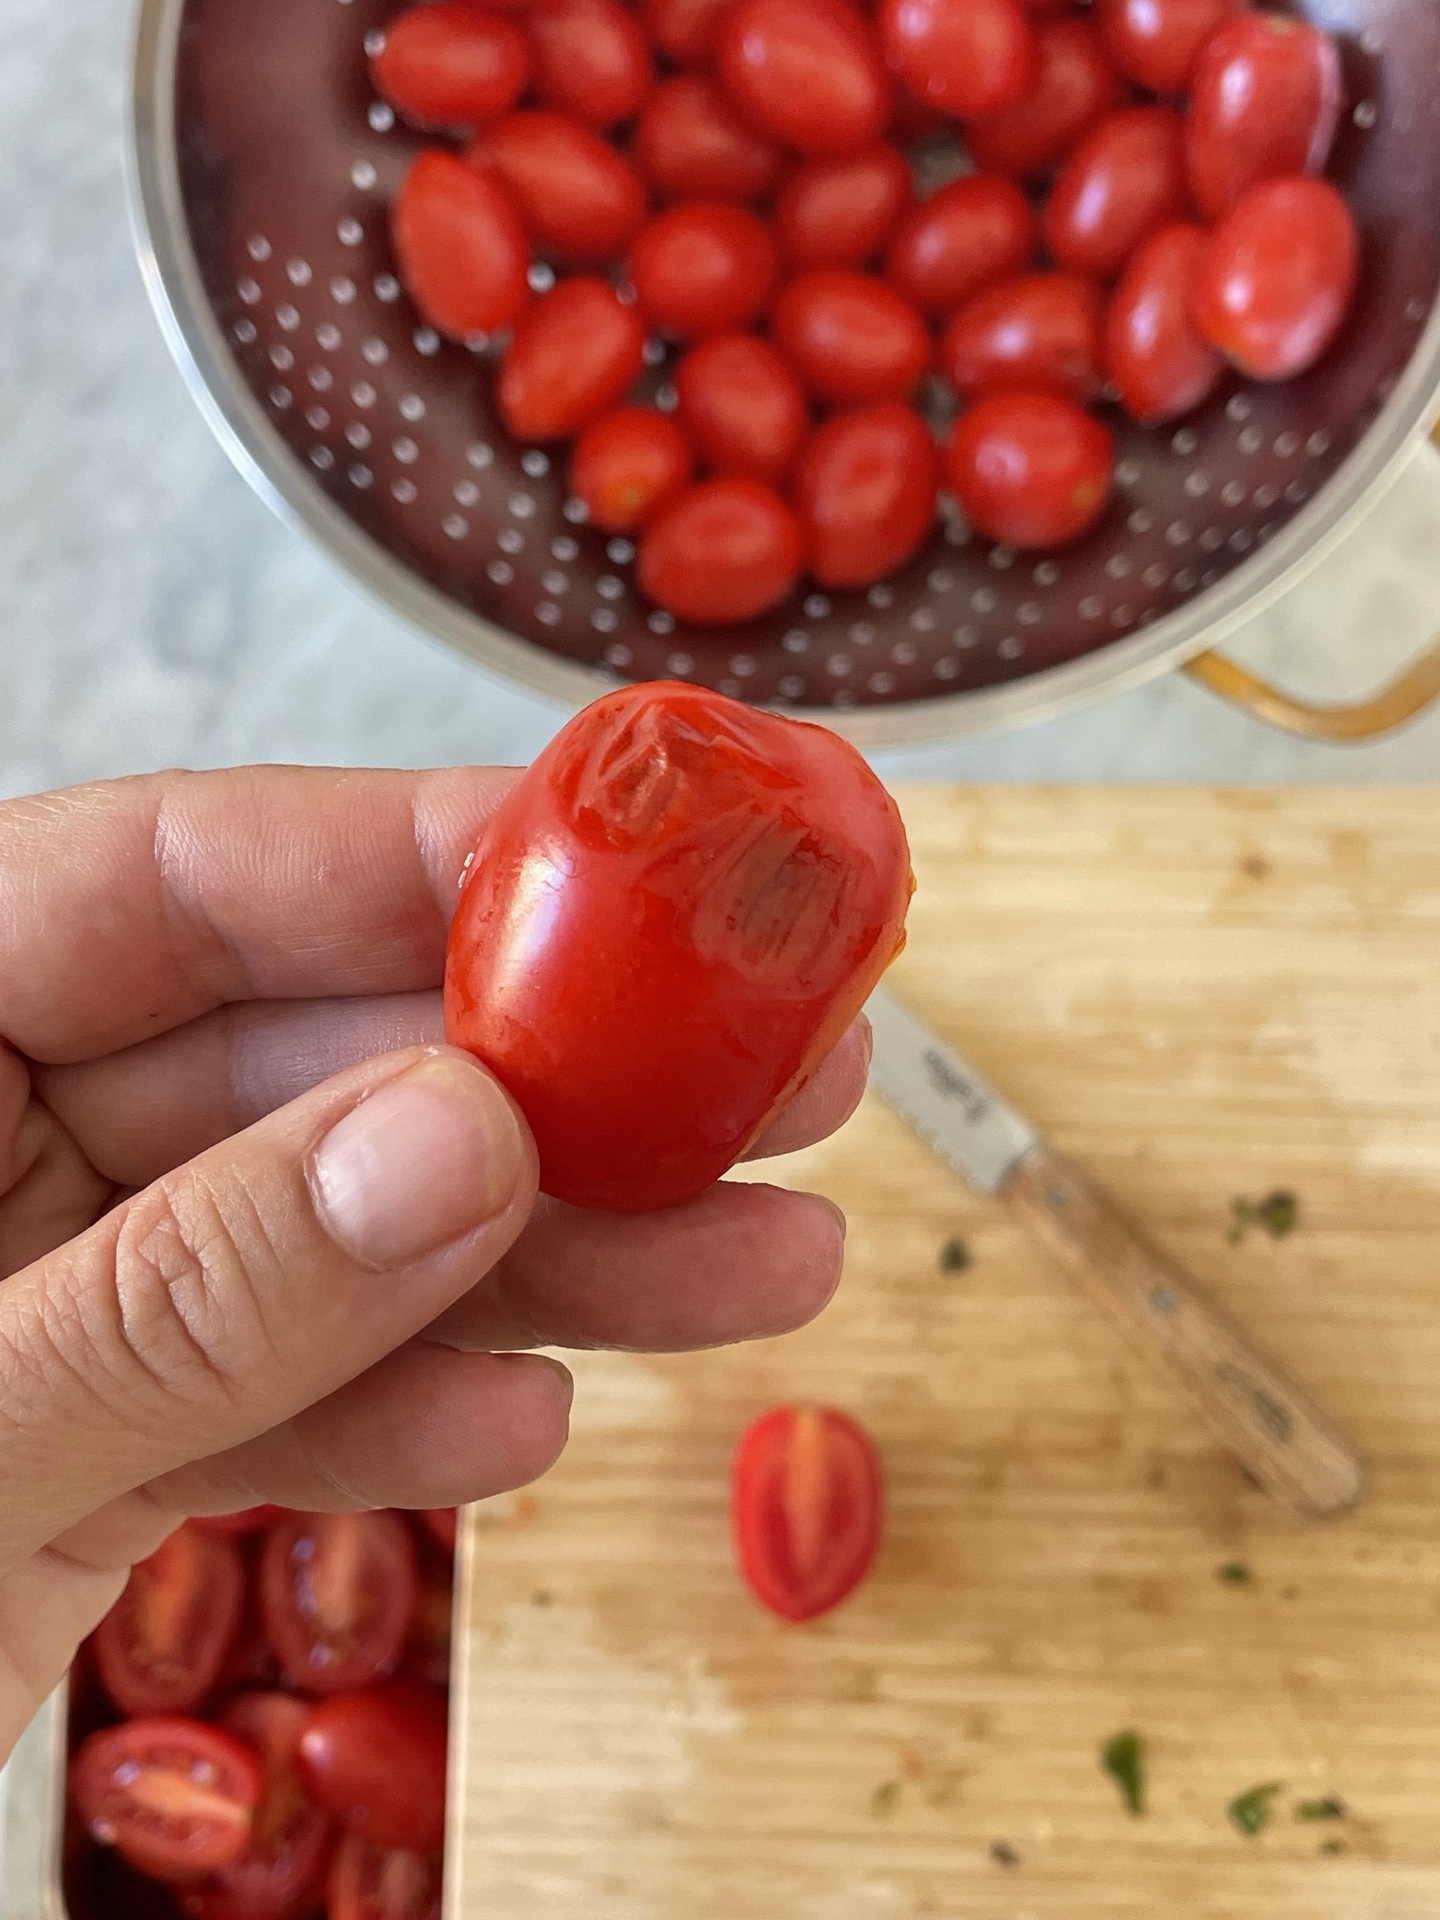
[450,788,1440,1920]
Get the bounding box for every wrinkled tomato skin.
[884,174,1036,320]
[327,1835,442,1920]
[674,332,809,482]
[370,4,532,129]
[570,406,694,531]
[1042,105,1189,280]
[391,151,530,341]
[94,1525,245,1718]
[258,1511,419,1698]
[938,271,1104,402]
[527,0,653,128]
[964,18,1122,182]
[636,76,784,205]
[878,0,1037,118]
[793,402,939,589]
[70,1718,263,1884]
[443,683,912,1212]
[466,113,647,265]
[298,1684,449,1853]
[716,0,890,157]
[775,145,914,273]
[732,1406,883,1622]
[1186,13,1344,221]
[497,277,647,440]
[1094,0,1246,96]
[773,270,931,406]
[947,387,1114,548]
[1104,220,1223,424]
[636,481,806,625]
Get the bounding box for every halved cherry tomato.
[637,481,805,627]
[674,332,809,481]
[629,203,778,339]
[643,0,733,66]
[947,387,1114,548]
[466,112,647,265]
[1186,13,1344,221]
[258,1511,419,1697]
[1191,174,1357,380]
[1042,105,1189,281]
[878,0,1037,118]
[716,0,889,157]
[964,17,1122,181]
[401,1560,455,1689]
[732,1406,883,1622]
[391,151,530,342]
[526,0,653,127]
[938,271,1103,401]
[884,174,1035,320]
[298,1684,448,1853]
[71,1718,262,1883]
[370,4,531,129]
[497,277,647,439]
[190,1506,284,1539]
[444,682,911,1211]
[637,76,783,205]
[793,402,939,589]
[570,406,695,531]
[180,1693,334,1919]
[775,145,914,273]
[328,1836,442,1920]
[773,270,930,405]
[418,1509,459,1555]
[1094,0,1245,96]
[94,1524,245,1717]
[1104,220,1222,424]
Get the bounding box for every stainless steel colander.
[129,0,1440,745]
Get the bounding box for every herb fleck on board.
[989,1841,1020,1868]
[1296,1796,1346,1821]
[1228,1190,1298,1243]
[1101,1729,1145,1815]
[1217,1561,1252,1584]
[1228,1782,1284,1835]
[938,1235,971,1273]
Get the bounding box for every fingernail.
[310,1054,526,1267]
[814,1193,847,1241]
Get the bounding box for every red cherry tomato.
[71,1719,262,1883]
[258,1511,419,1697]
[327,1836,442,1920]
[773,270,930,405]
[636,481,805,626]
[964,18,1122,181]
[466,112,646,265]
[401,1560,455,1689]
[732,1406,883,1622]
[370,4,531,128]
[1042,105,1189,281]
[629,203,777,339]
[776,145,913,273]
[391,151,530,342]
[526,0,653,126]
[297,1683,448,1853]
[1185,13,1344,222]
[444,682,910,1209]
[884,174,1036,320]
[947,387,1114,548]
[570,406,694,531]
[189,1506,284,1539]
[878,0,1037,118]
[94,1524,244,1718]
[886,85,950,144]
[497,277,647,439]
[637,76,784,205]
[1104,220,1222,424]
[1191,174,1357,380]
[643,0,733,66]
[716,0,889,157]
[418,1509,459,1554]
[674,332,809,481]
[793,402,939,589]
[938,270,1103,401]
[1094,0,1245,95]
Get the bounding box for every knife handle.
[1002,1144,1366,1522]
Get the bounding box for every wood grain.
[452,788,1440,1920]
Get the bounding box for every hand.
[0,766,866,1761]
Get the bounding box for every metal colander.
[129,0,1440,744]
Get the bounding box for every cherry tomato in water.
[674,332,809,482]
[94,1524,244,1717]
[643,0,733,66]
[793,402,939,589]
[775,145,914,273]
[878,0,1037,118]
[370,4,531,129]
[1104,220,1222,424]
[527,0,652,127]
[964,18,1121,182]
[497,277,646,439]
[1185,13,1344,221]
[947,387,1114,548]
[189,1506,284,1539]
[628,203,777,339]
[716,0,889,157]
[391,152,530,342]
[444,683,912,1210]
[732,1406,883,1622]
[1094,0,1246,96]
[328,1836,442,1920]
[938,271,1103,402]
[298,1683,448,1852]
[1042,105,1189,281]
[636,76,783,205]
[773,270,930,406]
[466,113,647,265]
[637,481,805,626]
[71,1719,262,1883]
[570,406,694,531]
[259,1510,419,1696]
[884,174,1036,320]
[1191,174,1358,380]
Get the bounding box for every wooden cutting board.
[449,787,1440,1920]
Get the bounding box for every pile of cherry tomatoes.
[372,0,1358,627]
[66,1506,456,1920]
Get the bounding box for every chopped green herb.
[1217,1561,1252,1584]
[988,1841,1020,1868]
[1319,1838,1346,1855]
[871,1781,899,1818]
[531,1589,554,1607]
[1296,1796,1346,1821]
[1228,1191,1298,1243]
[939,1235,971,1273]
[1228,1782,1283,1836]
[1101,1729,1145,1815]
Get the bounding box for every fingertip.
[744,1017,871,1162]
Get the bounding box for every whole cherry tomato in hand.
[370,4,532,129]
[732,1406,883,1622]
[328,1835,442,1920]
[1043,105,1189,281]
[71,1719,262,1883]
[884,174,1036,320]
[716,0,889,156]
[1094,0,1246,96]
[466,113,647,265]
[93,1523,244,1717]
[948,387,1114,548]
[938,271,1103,402]
[773,270,931,405]
[526,0,653,127]
[298,1682,448,1853]
[444,683,911,1210]
[637,76,784,205]
[775,145,914,272]
[259,1510,419,1697]
[878,0,1037,118]
[570,406,694,531]
[793,402,940,588]
[637,482,806,626]
[964,17,1122,181]
[628,203,778,339]
[674,332,809,481]
[1185,13,1344,221]
[391,152,530,341]
[497,277,647,439]
[1104,221,1222,424]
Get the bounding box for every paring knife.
[865,985,1367,1523]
